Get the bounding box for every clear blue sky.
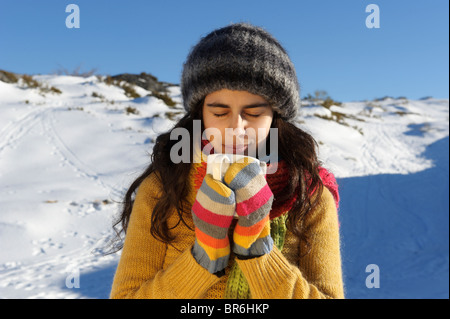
[0,0,448,102]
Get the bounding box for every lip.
[223,144,248,153]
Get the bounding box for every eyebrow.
[206,102,270,109]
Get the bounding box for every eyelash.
[213,113,261,118]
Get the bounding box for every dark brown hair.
[109,101,323,255]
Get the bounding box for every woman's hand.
[191,174,236,274]
[224,157,274,257]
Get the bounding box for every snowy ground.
[0,74,448,298]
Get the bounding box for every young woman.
[110,23,344,299]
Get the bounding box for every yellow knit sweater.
[110,170,344,299]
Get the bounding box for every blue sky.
[0,0,448,102]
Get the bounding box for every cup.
[206,154,267,182]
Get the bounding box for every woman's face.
[202,89,274,155]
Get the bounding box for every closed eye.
[245,113,261,118]
[213,113,261,118]
[213,113,228,117]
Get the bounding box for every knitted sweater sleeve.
[235,187,345,299]
[109,173,220,299]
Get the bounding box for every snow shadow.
[60,262,118,299]
[404,123,432,137]
[338,137,449,298]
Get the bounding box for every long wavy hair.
[109,98,323,255]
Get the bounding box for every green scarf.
[224,213,288,299]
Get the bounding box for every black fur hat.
[181,23,300,121]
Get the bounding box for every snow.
[0,75,448,299]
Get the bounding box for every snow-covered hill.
[0,73,448,298]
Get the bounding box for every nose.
[229,114,247,138]
[226,114,248,144]
[230,113,247,130]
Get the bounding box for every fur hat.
[181,23,300,121]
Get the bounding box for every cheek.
[255,118,273,143]
[202,114,225,147]
[203,110,222,131]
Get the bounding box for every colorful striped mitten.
[224,157,274,257]
[191,174,236,274]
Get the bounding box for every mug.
[206,153,267,182]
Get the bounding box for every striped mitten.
[224,157,274,257]
[191,174,236,274]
